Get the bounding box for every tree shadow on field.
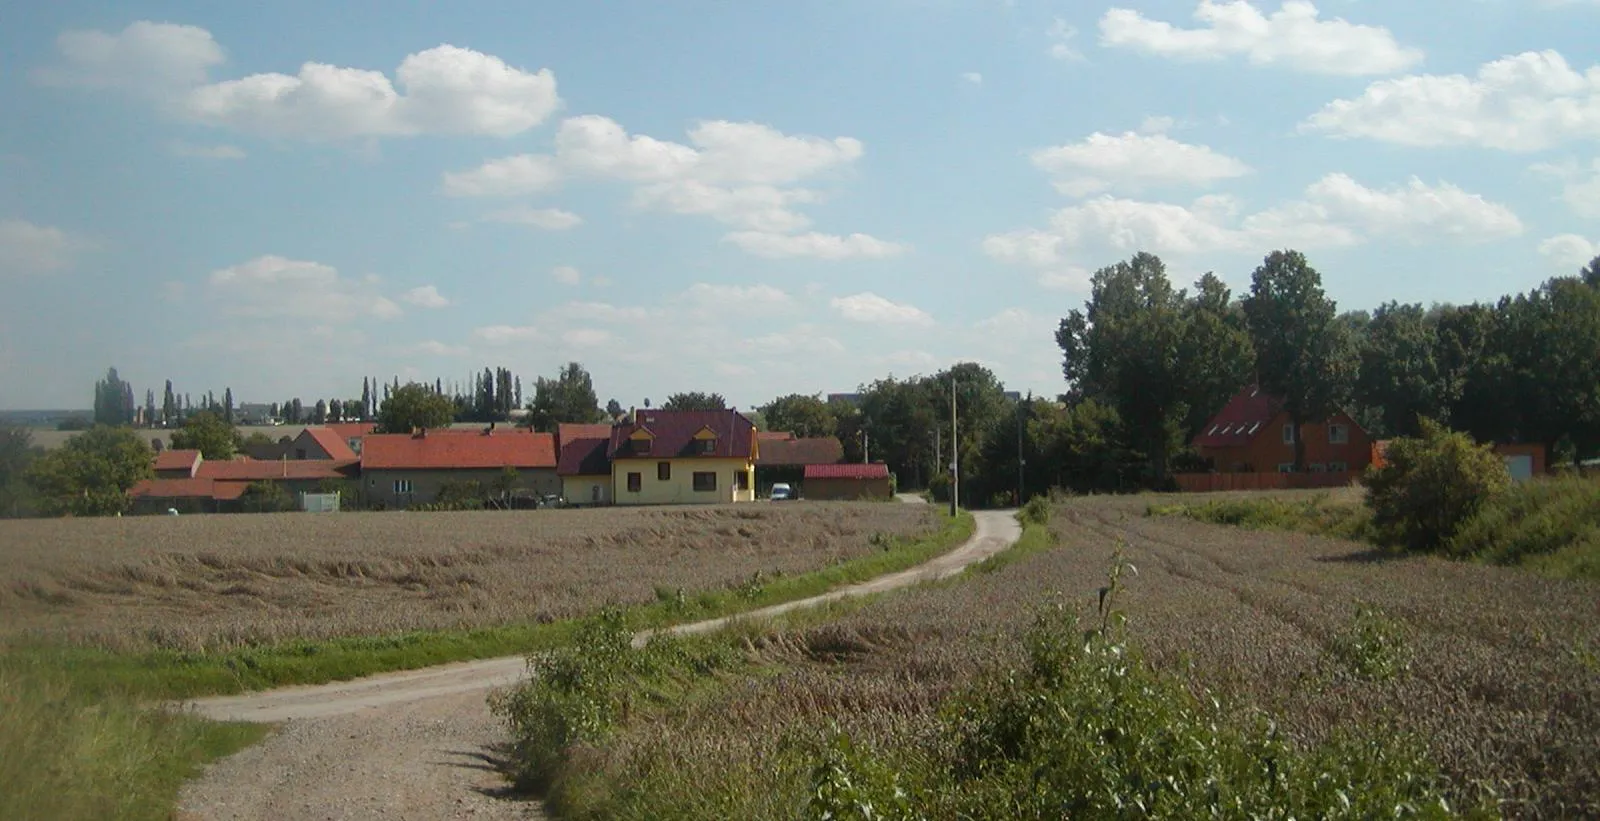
[435,742,544,804]
[1312,545,1412,566]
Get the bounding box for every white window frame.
[1329,461,1349,473]
[1328,423,1349,445]
[1309,463,1327,473]
[1277,463,1295,474]
[393,479,413,494]
[1282,423,1296,444]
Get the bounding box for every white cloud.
[1137,115,1177,135]
[401,284,450,308]
[442,154,561,197]
[1303,51,1600,151]
[1538,234,1599,271]
[185,44,560,139]
[1532,159,1600,218]
[680,283,795,313]
[482,205,583,230]
[35,21,223,95]
[0,219,74,276]
[551,265,581,285]
[561,301,650,322]
[169,141,246,160]
[961,71,984,85]
[1100,1,1422,76]
[1048,19,1085,61]
[830,293,935,326]
[723,231,908,259]
[473,324,542,345]
[554,115,700,182]
[207,255,402,321]
[413,340,469,356]
[561,328,614,348]
[1039,266,1094,292]
[985,174,1523,275]
[632,180,819,232]
[1030,131,1251,196]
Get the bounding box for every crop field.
[553,496,1599,818]
[0,503,936,653]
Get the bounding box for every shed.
[803,462,893,501]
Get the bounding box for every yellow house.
[557,423,615,507]
[607,409,758,505]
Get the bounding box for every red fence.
[1173,471,1359,493]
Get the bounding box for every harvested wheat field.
[578,496,1600,818]
[0,503,935,653]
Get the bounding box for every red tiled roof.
[558,436,612,476]
[758,431,796,441]
[154,449,202,473]
[758,437,844,466]
[196,459,358,481]
[325,423,376,441]
[360,430,557,470]
[608,410,755,460]
[129,477,251,501]
[299,427,358,460]
[558,423,614,443]
[805,462,891,480]
[1191,387,1285,448]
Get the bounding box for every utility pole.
[949,375,959,517]
[1016,398,1025,507]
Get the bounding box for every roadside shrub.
[1018,496,1051,527]
[927,473,951,504]
[239,481,294,513]
[1362,420,1510,552]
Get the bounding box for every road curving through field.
[176,510,1021,820]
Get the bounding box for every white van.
[769,482,795,501]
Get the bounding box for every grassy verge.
[0,661,268,821]
[1151,478,1600,581]
[492,523,1473,819]
[1,510,974,702]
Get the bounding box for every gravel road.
[176,510,1020,820]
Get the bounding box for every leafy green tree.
[26,425,152,516]
[662,392,728,412]
[222,387,235,424]
[1243,250,1356,471]
[524,362,606,432]
[377,382,458,433]
[162,380,177,426]
[1480,276,1600,458]
[0,426,41,517]
[1363,419,1509,552]
[858,376,939,488]
[1354,302,1449,438]
[169,411,239,460]
[605,399,624,420]
[93,367,134,426]
[1177,272,1255,440]
[761,394,837,439]
[932,362,1011,498]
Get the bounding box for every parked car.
[536,493,566,509]
[769,483,795,501]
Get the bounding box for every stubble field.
[560,495,1599,818]
[0,503,936,653]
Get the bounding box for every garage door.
[1504,454,1534,482]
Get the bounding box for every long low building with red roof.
[359,427,559,509]
[802,462,894,501]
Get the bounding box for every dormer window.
[699,439,715,454]
[692,426,718,455]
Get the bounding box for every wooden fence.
[1173,471,1360,493]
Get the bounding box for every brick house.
[1192,387,1372,475]
[608,410,758,505]
[359,428,559,509]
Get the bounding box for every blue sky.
[2,0,1597,410]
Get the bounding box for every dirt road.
[177,510,1020,820]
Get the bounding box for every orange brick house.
[1191,387,1372,475]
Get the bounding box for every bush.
[927,473,951,504]
[1018,496,1051,527]
[1362,420,1510,552]
[240,481,294,513]
[1447,475,1600,574]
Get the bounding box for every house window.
[657,461,671,481]
[1328,423,1349,445]
[699,438,716,454]
[393,479,413,494]
[1309,463,1327,473]
[1329,461,1349,473]
[627,472,642,493]
[632,439,651,456]
[1277,463,1295,474]
[693,471,717,492]
[1282,423,1296,444]
[295,448,307,459]
[734,470,750,490]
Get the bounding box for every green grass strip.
[0,511,975,701]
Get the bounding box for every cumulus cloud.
[34,21,223,95]
[1048,19,1085,61]
[723,231,908,260]
[207,255,402,320]
[984,174,1523,276]
[401,285,450,308]
[1538,234,1600,272]
[482,205,583,230]
[0,219,75,276]
[961,71,984,85]
[551,265,582,285]
[447,114,899,257]
[1030,131,1251,196]
[679,283,796,314]
[830,293,935,326]
[1100,1,1422,76]
[473,325,542,345]
[1532,159,1600,218]
[561,328,614,348]
[1303,50,1600,151]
